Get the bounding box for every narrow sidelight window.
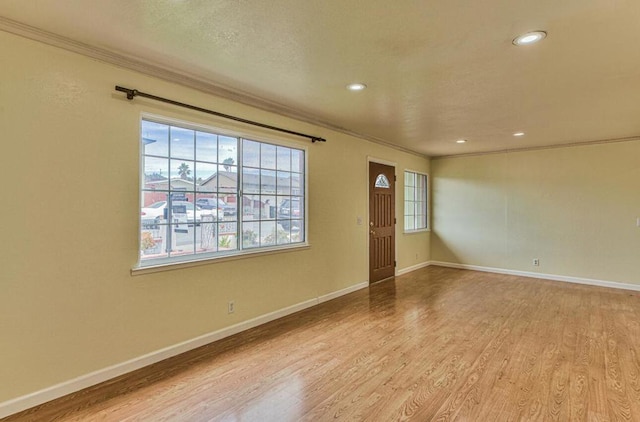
[404,171,428,232]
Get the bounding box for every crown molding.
[0,16,427,159]
[431,135,640,159]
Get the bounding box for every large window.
[139,117,306,267]
[404,171,428,232]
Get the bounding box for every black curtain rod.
[115,86,326,143]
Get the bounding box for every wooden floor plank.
[3,266,640,422]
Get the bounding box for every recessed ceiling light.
[513,132,525,137]
[347,83,367,91]
[512,31,547,46]
[456,139,467,144]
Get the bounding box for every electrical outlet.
[228,301,235,314]
[533,259,540,266]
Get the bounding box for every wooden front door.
[369,162,395,283]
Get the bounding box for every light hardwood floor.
[4,266,640,421]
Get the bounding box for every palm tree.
[177,163,191,180]
[223,157,235,172]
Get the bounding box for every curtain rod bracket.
[115,86,137,100]
[114,85,326,144]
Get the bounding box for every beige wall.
[431,140,640,285]
[0,31,430,403]
[4,21,638,411]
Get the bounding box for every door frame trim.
[367,156,397,167]
[366,156,398,282]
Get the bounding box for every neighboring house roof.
[201,171,238,187]
[144,177,195,190]
[201,171,301,191]
[146,171,301,193]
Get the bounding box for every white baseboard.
[0,281,369,419]
[430,261,640,292]
[318,281,369,303]
[396,261,432,276]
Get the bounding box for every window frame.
[403,170,429,233]
[136,113,309,271]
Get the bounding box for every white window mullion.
[238,138,244,252]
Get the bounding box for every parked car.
[223,203,237,216]
[277,198,301,230]
[141,200,218,228]
[195,198,225,210]
[197,198,238,217]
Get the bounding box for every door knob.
[370,230,376,235]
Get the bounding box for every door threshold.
[370,276,395,285]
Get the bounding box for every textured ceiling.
[1,0,640,156]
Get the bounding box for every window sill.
[403,228,430,235]
[131,243,310,276]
